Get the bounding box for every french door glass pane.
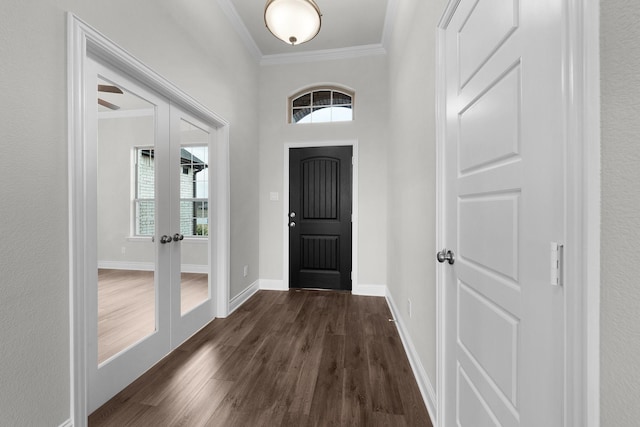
[97,78,157,364]
[179,119,210,315]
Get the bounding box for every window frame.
[132,145,156,237]
[179,144,209,239]
[288,86,355,124]
[131,145,210,239]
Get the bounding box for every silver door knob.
[173,233,184,242]
[289,221,296,228]
[436,248,455,265]
[160,235,172,244]
[289,212,296,218]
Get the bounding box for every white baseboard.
[257,280,387,296]
[58,419,72,427]
[352,283,387,296]
[98,261,208,274]
[259,279,287,291]
[385,289,438,427]
[228,280,260,315]
[98,260,154,271]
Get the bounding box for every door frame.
[434,1,601,426]
[67,14,230,425]
[283,140,359,293]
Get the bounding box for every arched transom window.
[289,87,354,124]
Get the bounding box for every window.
[133,146,209,237]
[134,148,155,236]
[179,146,209,237]
[289,87,354,124]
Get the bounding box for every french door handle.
[289,221,296,228]
[436,248,455,265]
[160,235,172,244]
[173,233,184,242]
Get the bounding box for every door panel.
[96,84,158,364]
[289,146,352,290]
[442,0,565,425]
[88,57,171,412]
[171,109,215,346]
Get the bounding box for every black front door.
[289,146,352,290]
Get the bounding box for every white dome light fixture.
[264,0,322,46]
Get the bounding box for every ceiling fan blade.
[98,98,120,110]
[98,84,124,94]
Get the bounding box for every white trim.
[58,419,73,427]
[435,5,449,426]
[259,279,287,291]
[97,261,209,274]
[216,0,262,62]
[218,0,392,66]
[385,289,438,427]
[283,140,358,292]
[352,284,387,297]
[215,123,231,319]
[228,280,260,315]
[97,261,154,271]
[68,13,230,426]
[261,44,386,66]
[563,0,601,425]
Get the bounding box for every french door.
[86,57,216,412]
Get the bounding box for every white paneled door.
[440,0,566,426]
[86,57,216,412]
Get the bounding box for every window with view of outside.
[133,146,209,237]
[290,87,354,124]
[180,146,208,237]
[134,148,155,236]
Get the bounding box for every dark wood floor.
[89,290,433,426]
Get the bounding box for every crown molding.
[217,0,263,62]
[260,44,387,66]
[218,0,394,65]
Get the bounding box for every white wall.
[0,0,259,424]
[600,0,640,425]
[258,56,389,287]
[386,0,448,394]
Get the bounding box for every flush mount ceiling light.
[264,0,322,46]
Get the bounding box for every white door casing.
[439,0,567,425]
[69,14,230,424]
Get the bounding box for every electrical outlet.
[408,298,412,319]
[243,265,249,277]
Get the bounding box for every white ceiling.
[220,0,394,63]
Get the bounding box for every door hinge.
[550,242,564,286]
[350,271,353,280]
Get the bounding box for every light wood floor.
[90,290,432,426]
[98,269,208,363]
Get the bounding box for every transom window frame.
[288,86,355,124]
